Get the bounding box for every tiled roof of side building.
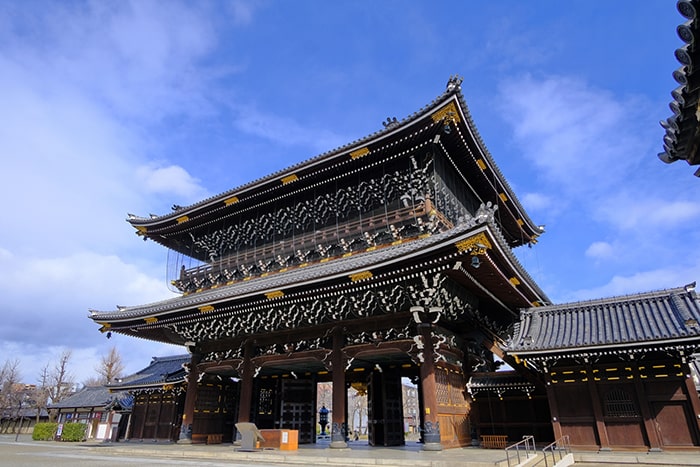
[108,354,189,389]
[49,385,128,409]
[508,283,700,355]
[467,371,534,389]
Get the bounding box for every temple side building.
[106,355,189,442]
[507,285,700,450]
[90,77,549,450]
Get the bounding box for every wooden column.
[330,327,347,448]
[178,352,202,443]
[682,366,700,443]
[237,340,255,424]
[586,364,611,450]
[419,323,442,451]
[544,382,563,441]
[632,366,662,451]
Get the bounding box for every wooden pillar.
[330,327,347,448]
[682,367,700,440]
[419,323,442,451]
[586,364,611,450]
[237,340,255,424]
[544,382,563,441]
[177,352,202,443]
[631,366,662,451]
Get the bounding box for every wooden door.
[368,371,384,446]
[280,378,315,444]
[142,393,161,439]
[653,402,697,447]
[368,370,405,446]
[383,370,405,446]
[156,392,176,440]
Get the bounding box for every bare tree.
[34,365,51,424]
[43,351,75,422]
[0,359,22,433]
[0,359,28,432]
[47,351,74,403]
[94,346,125,385]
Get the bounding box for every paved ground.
[2,434,700,467]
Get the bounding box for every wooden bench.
[206,434,223,444]
[481,435,508,449]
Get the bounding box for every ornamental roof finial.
[446,75,463,92]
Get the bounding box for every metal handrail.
[504,435,536,467]
[542,435,571,467]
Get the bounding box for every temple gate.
[91,77,550,450]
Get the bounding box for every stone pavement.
[84,439,700,467]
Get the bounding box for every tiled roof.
[129,78,542,245]
[508,283,700,356]
[467,371,535,392]
[659,0,700,176]
[108,354,189,389]
[49,386,128,410]
[92,215,548,322]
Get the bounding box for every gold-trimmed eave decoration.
[265,290,285,300]
[350,147,370,160]
[281,174,298,185]
[455,232,492,255]
[431,101,462,124]
[349,270,373,282]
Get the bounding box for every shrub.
[59,422,88,442]
[32,422,58,441]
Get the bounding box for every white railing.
[542,435,571,467]
[505,435,536,467]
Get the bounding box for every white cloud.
[229,0,258,26]
[499,75,648,194]
[585,241,614,260]
[0,251,172,334]
[232,105,346,153]
[521,192,553,212]
[569,266,700,302]
[136,165,207,200]
[597,196,700,231]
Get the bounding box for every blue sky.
[1,1,698,385]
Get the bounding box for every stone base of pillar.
[177,423,192,444]
[422,442,443,451]
[330,440,348,449]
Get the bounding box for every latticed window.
[604,388,638,418]
[435,367,450,405]
[258,388,274,415]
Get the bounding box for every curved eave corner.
[659,0,700,177]
[447,82,545,244]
